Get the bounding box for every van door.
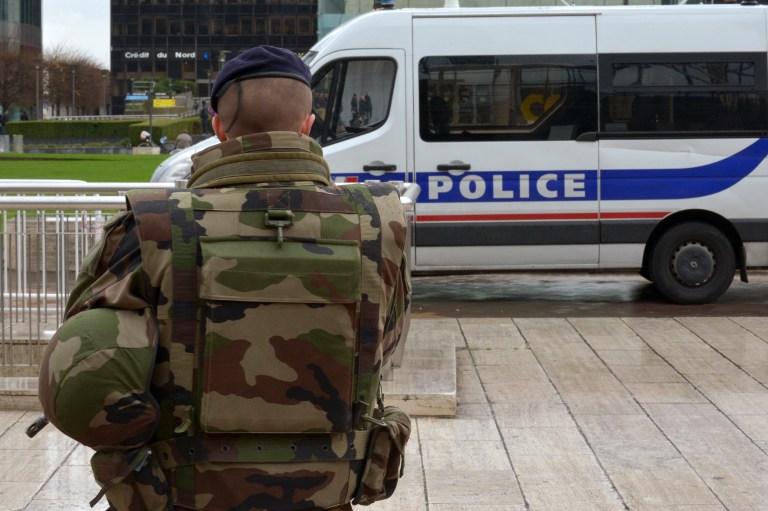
[412,14,599,270]
[309,50,409,185]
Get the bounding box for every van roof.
[310,3,765,56]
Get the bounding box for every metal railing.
[0,180,418,374]
[0,181,176,374]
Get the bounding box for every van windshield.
[310,58,396,146]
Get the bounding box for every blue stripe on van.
[333,138,768,203]
[601,138,768,201]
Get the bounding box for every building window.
[240,18,252,35]
[141,17,153,35]
[284,17,296,35]
[156,17,167,35]
[254,17,266,35]
[269,16,282,35]
[297,17,311,35]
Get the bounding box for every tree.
[0,48,37,117]
[44,45,104,117]
[152,77,197,96]
[0,44,105,118]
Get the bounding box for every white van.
[304,3,768,304]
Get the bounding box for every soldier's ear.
[212,115,228,142]
[300,113,315,136]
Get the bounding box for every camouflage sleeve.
[382,251,411,364]
[378,190,412,365]
[64,210,152,317]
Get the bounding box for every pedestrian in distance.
[200,101,210,134]
[175,129,193,149]
[350,93,359,123]
[363,91,372,123]
[36,45,412,511]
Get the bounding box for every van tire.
[650,222,735,304]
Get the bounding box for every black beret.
[210,45,312,113]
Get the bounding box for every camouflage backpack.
[74,182,411,510]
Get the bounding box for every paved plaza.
[3,316,768,510]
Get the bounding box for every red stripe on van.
[415,212,670,222]
[601,212,670,219]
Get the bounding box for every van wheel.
[650,222,735,304]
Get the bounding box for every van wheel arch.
[642,212,744,304]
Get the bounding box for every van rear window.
[600,53,768,133]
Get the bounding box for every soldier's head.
[210,45,314,140]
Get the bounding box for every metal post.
[101,69,108,116]
[70,65,76,116]
[148,80,156,141]
[34,61,40,120]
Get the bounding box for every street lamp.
[101,69,108,116]
[71,65,76,116]
[34,60,41,120]
[148,79,156,142]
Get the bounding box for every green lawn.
[0,153,170,182]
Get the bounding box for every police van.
[304,3,768,304]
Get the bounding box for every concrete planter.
[132,146,161,155]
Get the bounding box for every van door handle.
[363,163,397,172]
[437,163,471,171]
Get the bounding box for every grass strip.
[0,153,169,182]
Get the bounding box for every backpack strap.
[127,189,200,437]
[344,183,388,423]
[166,190,200,434]
[151,431,371,470]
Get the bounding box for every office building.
[0,0,42,54]
[110,0,318,110]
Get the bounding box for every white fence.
[0,180,418,375]
[0,180,176,374]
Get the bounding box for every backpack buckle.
[265,209,294,248]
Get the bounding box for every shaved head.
[215,77,313,138]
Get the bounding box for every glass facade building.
[0,0,42,54]
[110,0,318,100]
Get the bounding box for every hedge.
[128,117,202,146]
[4,120,137,139]
[4,118,202,146]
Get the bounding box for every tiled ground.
[5,316,768,510]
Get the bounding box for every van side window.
[418,55,597,142]
[600,53,768,133]
[310,59,396,146]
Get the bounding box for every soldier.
[37,45,412,510]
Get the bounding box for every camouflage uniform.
[39,132,411,510]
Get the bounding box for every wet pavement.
[411,270,768,318]
[5,272,768,510]
[6,315,768,510]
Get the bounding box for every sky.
[42,0,111,69]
